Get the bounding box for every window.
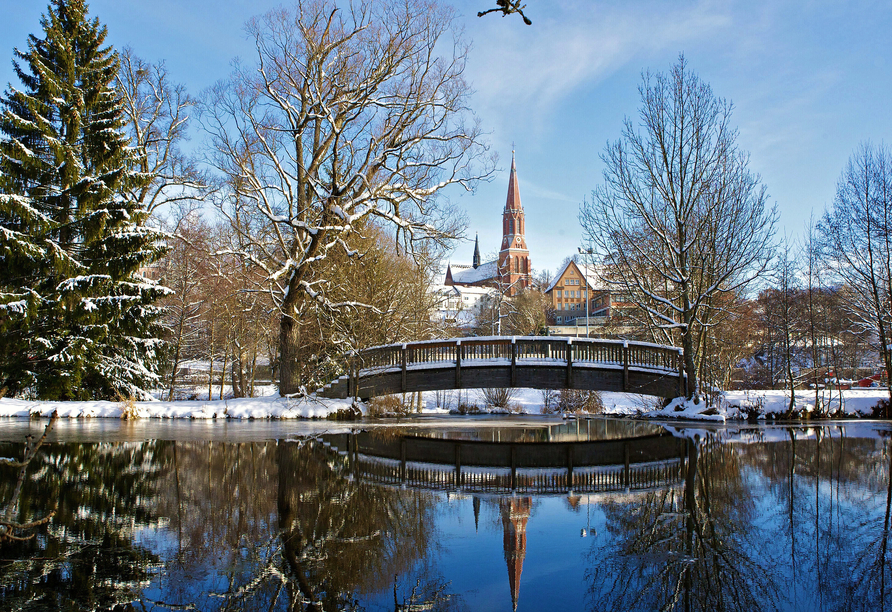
[557,316,563,323]
[557,290,562,298]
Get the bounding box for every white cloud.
[464,0,733,128]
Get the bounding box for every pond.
[1,416,891,611]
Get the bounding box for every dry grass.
[116,392,140,420]
[367,394,414,417]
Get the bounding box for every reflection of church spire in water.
[473,496,481,532]
[500,497,531,612]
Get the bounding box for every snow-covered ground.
[0,386,888,421]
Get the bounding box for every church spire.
[499,149,531,296]
[501,497,531,612]
[473,233,481,269]
[505,150,522,211]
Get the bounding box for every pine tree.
[0,0,168,400]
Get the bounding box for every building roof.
[447,260,499,285]
[544,260,607,293]
[505,152,522,212]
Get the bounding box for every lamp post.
[578,247,595,338]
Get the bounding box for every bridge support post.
[400,439,407,483]
[567,445,574,488]
[510,445,517,490]
[623,341,629,392]
[511,338,517,387]
[455,340,462,388]
[566,339,574,388]
[348,352,357,400]
[676,349,685,397]
[455,444,462,489]
[401,344,408,393]
[623,442,630,488]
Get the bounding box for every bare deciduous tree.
[160,211,210,399]
[201,0,493,395]
[116,48,206,219]
[821,142,892,407]
[579,55,777,401]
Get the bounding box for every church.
[444,152,532,297]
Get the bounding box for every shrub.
[871,399,891,419]
[367,394,413,417]
[453,401,482,415]
[540,388,559,414]
[482,387,515,409]
[559,389,603,414]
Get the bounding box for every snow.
[0,386,888,422]
[0,393,356,420]
[447,260,498,284]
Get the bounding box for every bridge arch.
[319,336,686,400]
[318,427,688,495]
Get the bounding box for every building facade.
[544,259,609,325]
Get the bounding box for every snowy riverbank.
[0,387,888,421]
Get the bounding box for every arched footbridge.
[318,425,689,495]
[318,336,686,400]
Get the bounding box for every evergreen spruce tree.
[0,0,168,400]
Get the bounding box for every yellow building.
[544,259,609,326]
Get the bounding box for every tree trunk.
[230,355,243,398]
[219,346,228,400]
[279,312,301,396]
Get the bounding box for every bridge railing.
[356,337,681,372]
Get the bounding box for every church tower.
[500,496,532,612]
[498,151,531,296]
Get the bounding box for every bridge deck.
[318,336,687,400]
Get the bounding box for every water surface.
[1,417,891,611]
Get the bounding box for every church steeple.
[498,150,531,296]
[505,151,522,211]
[501,497,531,612]
[473,233,481,269]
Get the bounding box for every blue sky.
[3,0,890,275]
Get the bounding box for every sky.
[2,0,891,276]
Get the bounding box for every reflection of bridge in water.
[320,420,688,495]
[318,336,687,400]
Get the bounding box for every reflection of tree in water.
[0,438,167,610]
[585,436,783,612]
[277,439,464,611]
[845,435,892,612]
[145,438,460,611]
[749,428,892,612]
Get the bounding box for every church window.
[514,258,519,273]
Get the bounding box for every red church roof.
[505,151,522,212]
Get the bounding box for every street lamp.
[578,247,595,338]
